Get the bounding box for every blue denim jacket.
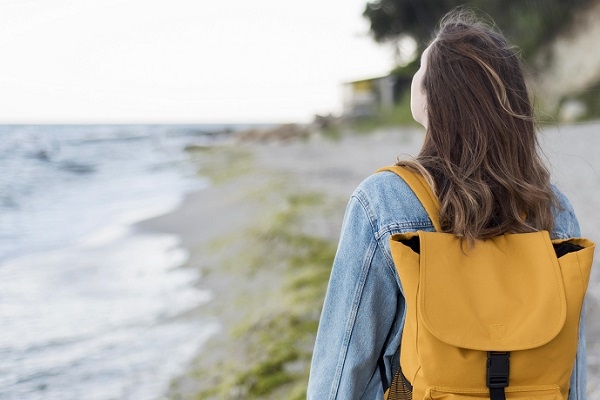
[307,170,586,399]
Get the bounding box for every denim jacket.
[307,170,586,399]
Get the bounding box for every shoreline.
[139,139,347,398]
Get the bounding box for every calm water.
[0,124,247,399]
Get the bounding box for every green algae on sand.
[167,144,341,399]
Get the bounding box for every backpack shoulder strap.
[377,165,442,232]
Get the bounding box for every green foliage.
[363,0,594,59]
[214,191,335,399]
[563,83,600,122]
[391,58,419,78]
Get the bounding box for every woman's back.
[307,8,589,400]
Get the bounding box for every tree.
[363,0,594,60]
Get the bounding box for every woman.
[307,9,586,400]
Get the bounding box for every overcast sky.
[0,0,395,124]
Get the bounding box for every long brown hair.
[399,9,557,243]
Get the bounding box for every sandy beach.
[139,124,600,399]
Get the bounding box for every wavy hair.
[398,9,557,244]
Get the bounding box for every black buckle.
[487,351,510,388]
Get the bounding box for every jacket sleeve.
[307,194,402,399]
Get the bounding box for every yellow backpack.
[379,166,595,400]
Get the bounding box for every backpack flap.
[418,230,567,352]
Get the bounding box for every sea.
[0,124,262,400]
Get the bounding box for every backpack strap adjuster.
[487,351,510,400]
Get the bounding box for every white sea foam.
[0,124,236,399]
